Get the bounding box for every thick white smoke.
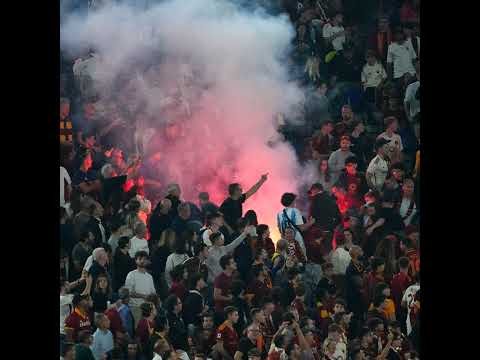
[61,0,315,241]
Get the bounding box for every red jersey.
[136,318,154,349]
[246,279,271,308]
[214,272,233,312]
[104,307,125,337]
[291,298,306,319]
[390,272,412,311]
[64,308,92,342]
[216,321,239,358]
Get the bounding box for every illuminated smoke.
[61,0,311,243]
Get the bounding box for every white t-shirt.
[60,166,71,207]
[404,81,420,121]
[399,198,418,226]
[330,247,352,275]
[361,62,387,88]
[277,207,307,258]
[323,23,345,51]
[387,42,416,79]
[402,283,420,335]
[366,155,389,192]
[164,253,190,288]
[60,294,74,334]
[377,132,403,162]
[405,36,421,58]
[128,236,149,258]
[124,269,156,307]
[84,255,93,272]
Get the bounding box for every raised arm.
[245,173,268,200]
[223,226,253,253]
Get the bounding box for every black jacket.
[167,312,189,351]
[309,192,341,231]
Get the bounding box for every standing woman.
[91,273,112,318]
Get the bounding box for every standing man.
[377,117,404,164]
[323,12,346,52]
[308,183,341,234]
[220,174,268,233]
[215,306,240,359]
[366,138,391,192]
[386,29,416,88]
[277,192,315,260]
[213,255,238,314]
[328,136,355,180]
[64,294,93,343]
[124,251,157,328]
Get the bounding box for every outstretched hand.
[261,173,269,182]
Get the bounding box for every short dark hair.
[316,287,329,301]
[228,183,241,196]
[80,231,91,242]
[345,156,358,165]
[189,273,204,290]
[135,250,149,260]
[262,297,274,308]
[224,306,238,317]
[371,257,385,271]
[374,282,389,297]
[368,317,384,331]
[206,212,222,226]
[373,294,387,307]
[203,311,214,320]
[170,264,185,282]
[250,308,262,318]
[281,193,297,207]
[164,295,180,313]
[140,302,154,317]
[154,315,169,332]
[209,232,222,244]
[398,256,410,269]
[335,298,346,308]
[194,242,208,256]
[118,236,130,250]
[220,254,233,270]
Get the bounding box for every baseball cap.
[375,138,391,151]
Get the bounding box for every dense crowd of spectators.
[60,1,420,359]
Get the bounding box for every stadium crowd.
[60,1,420,359]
